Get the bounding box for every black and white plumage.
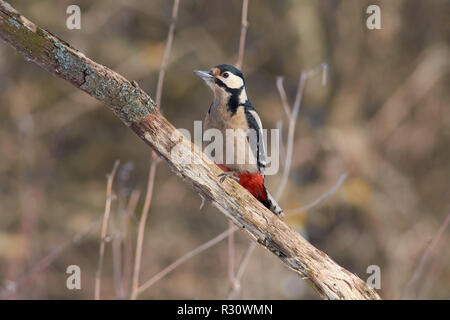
[194,64,283,216]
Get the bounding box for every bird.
[194,64,283,216]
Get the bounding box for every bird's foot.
[218,171,240,183]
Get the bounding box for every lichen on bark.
[1,3,156,127]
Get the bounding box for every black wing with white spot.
[244,105,267,176]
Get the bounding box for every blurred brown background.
[0,0,449,299]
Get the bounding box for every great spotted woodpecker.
[194,64,283,216]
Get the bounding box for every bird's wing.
[245,107,266,177]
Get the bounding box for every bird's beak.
[194,70,214,81]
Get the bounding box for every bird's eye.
[222,72,229,78]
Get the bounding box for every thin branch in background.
[129,0,181,300]
[130,155,158,300]
[227,239,256,299]
[276,120,286,165]
[235,0,249,70]
[112,162,135,299]
[275,63,328,201]
[112,233,123,298]
[198,193,206,210]
[276,77,291,118]
[95,160,120,300]
[122,188,141,297]
[155,0,180,109]
[285,173,348,215]
[227,220,235,285]
[136,227,238,296]
[401,212,450,299]
[274,73,303,200]
[321,63,328,86]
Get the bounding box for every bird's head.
[194,64,248,104]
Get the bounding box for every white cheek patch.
[220,73,244,89]
[239,89,248,103]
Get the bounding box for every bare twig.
[401,213,450,299]
[112,233,123,298]
[235,0,249,70]
[227,220,235,286]
[227,240,256,299]
[95,160,120,300]
[276,120,286,164]
[199,193,206,210]
[136,227,238,296]
[0,3,380,299]
[122,188,141,296]
[130,155,157,300]
[285,173,348,214]
[276,77,291,118]
[155,0,180,109]
[276,63,328,201]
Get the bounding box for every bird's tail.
[261,188,284,216]
[230,168,283,216]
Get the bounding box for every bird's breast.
[204,104,248,131]
[203,104,258,174]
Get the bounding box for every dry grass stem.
[286,173,348,214]
[130,157,157,300]
[95,160,120,300]
[235,0,249,70]
[137,227,238,296]
[401,213,450,298]
[155,0,180,109]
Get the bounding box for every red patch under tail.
[216,164,268,204]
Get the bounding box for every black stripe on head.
[214,78,244,115]
[215,64,245,81]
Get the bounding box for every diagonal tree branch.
[0,1,380,300]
